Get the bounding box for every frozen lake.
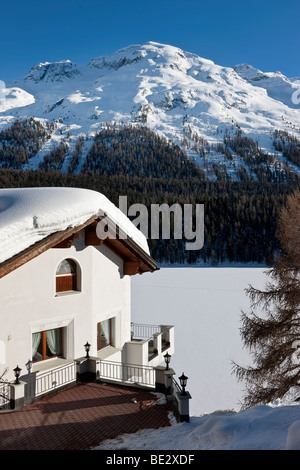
[131,266,268,416]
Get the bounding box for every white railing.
[131,323,161,340]
[35,361,76,397]
[0,380,10,409]
[131,323,173,362]
[99,360,156,388]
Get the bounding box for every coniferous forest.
[0,119,299,266]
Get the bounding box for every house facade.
[0,187,175,408]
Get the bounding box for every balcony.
[126,323,174,367]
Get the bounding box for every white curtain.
[101,320,110,346]
[46,329,60,355]
[32,332,42,356]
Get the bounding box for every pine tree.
[233,190,300,407]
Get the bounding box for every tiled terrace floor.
[0,381,172,450]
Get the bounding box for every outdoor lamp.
[131,322,134,340]
[84,341,91,358]
[164,352,171,370]
[26,359,32,373]
[13,365,22,384]
[179,372,188,395]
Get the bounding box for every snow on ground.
[0,87,35,111]
[94,267,300,450]
[132,266,268,416]
[94,400,300,450]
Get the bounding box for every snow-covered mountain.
[0,41,300,178]
[233,63,300,109]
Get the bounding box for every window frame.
[97,319,112,351]
[55,258,80,294]
[32,327,63,363]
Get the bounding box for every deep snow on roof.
[0,187,149,263]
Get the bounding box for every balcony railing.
[0,380,10,410]
[35,361,76,397]
[23,358,156,403]
[99,360,155,388]
[131,323,161,340]
[131,323,172,361]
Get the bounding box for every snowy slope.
[0,42,299,176]
[131,267,268,417]
[94,401,300,450]
[234,63,300,109]
[93,267,300,450]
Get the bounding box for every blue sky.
[0,0,299,81]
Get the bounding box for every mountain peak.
[234,63,298,107]
[88,41,214,73]
[25,60,80,83]
[88,44,147,71]
[1,41,299,179]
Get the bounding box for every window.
[97,319,112,350]
[32,328,63,363]
[56,259,78,293]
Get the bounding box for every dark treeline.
[39,142,68,171]
[1,119,299,185]
[81,123,206,180]
[223,131,299,184]
[0,167,297,266]
[1,119,299,265]
[0,118,48,169]
[273,129,300,169]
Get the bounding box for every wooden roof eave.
[98,215,157,274]
[0,214,157,279]
[0,215,99,280]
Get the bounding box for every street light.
[84,341,91,358]
[179,372,188,395]
[13,365,22,384]
[164,352,171,370]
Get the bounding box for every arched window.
[56,259,78,293]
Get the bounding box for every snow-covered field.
[94,400,300,450]
[132,266,268,416]
[94,267,300,450]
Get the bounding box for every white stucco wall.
[0,230,131,382]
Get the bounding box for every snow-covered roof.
[0,187,150,264]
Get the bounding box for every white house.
[0,187,175,409]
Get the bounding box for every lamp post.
[13,365,22,384]
[25,360,32,374]
[164,352,171,370]
[179,372,188,396]
[84,341,91,358]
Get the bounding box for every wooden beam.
[53,233,79,248]
[124,261,142,276]
[85,231,104,246]
[0,213,158,279]
[0,215,98,279]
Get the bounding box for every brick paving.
[0,382,172,450]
